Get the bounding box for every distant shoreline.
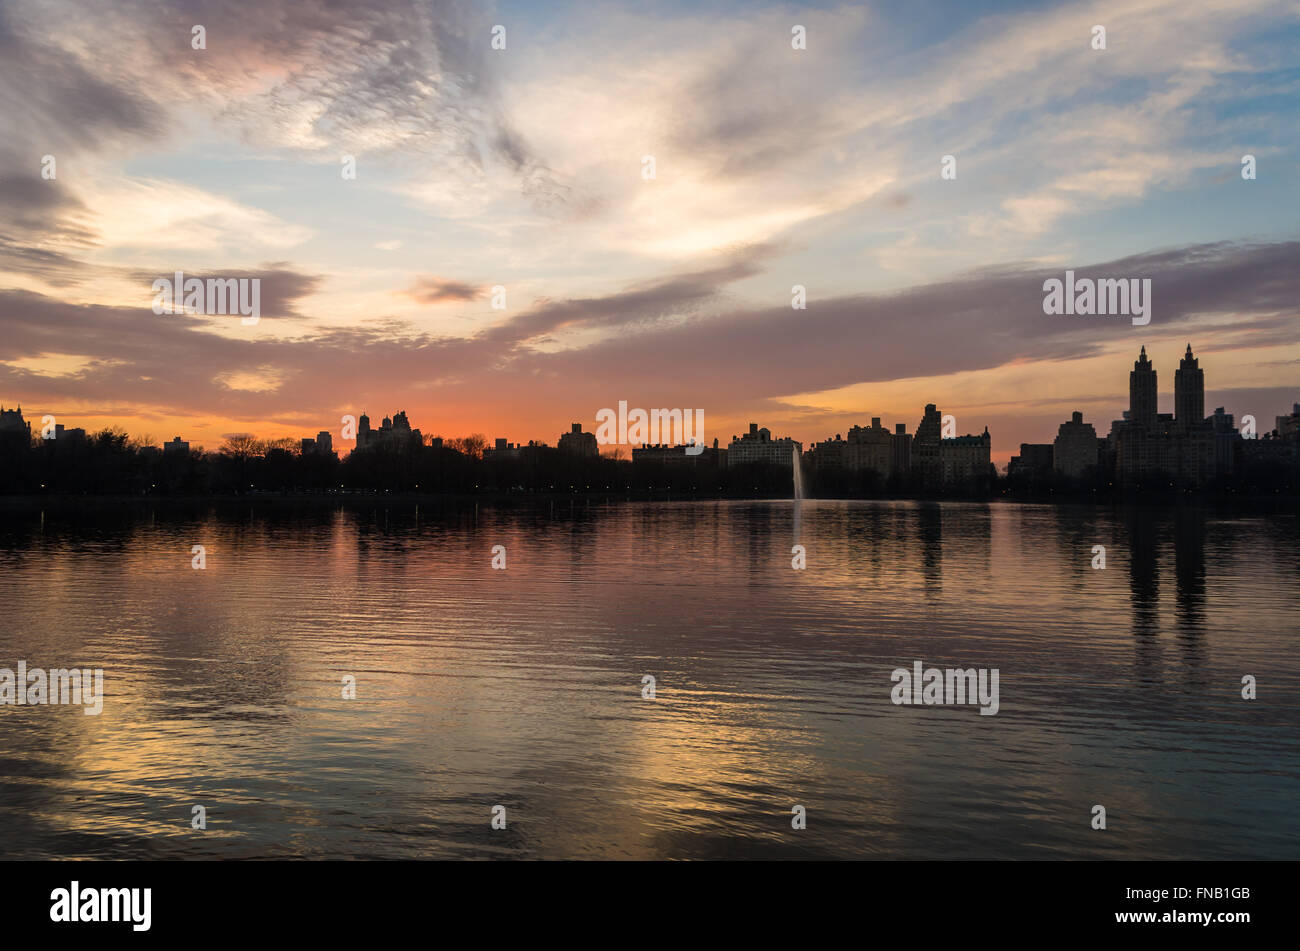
[1,490,1296,512]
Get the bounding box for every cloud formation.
[0,0,1297,455]
[406,277,482,304]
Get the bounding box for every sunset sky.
[2,0,1298,464]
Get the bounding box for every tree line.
[0,427,1292,498]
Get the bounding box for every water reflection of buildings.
[1123,505,1210,685]
[917,502,942,598]
[1174,507,1207,682]
[1126,507,1163,681]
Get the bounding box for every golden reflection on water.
[1,500,1297,859]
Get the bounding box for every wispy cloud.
[405,276,481,304]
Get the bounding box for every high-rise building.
[633,438,726,467]
[51,423,86,445]
[353,410,421,453]
[483,437,521,461]
[1054,411,1098,479]
[810,418,902,479]
[912,404,942,487]
[1129,345,1158,429]
[1009,443,1053,480]
[809,433,849,471]
[0,406,31,457]
[0,405,29,435]
[1276,403,1300,440]
[848,418,894,475]
[940,427,992,487]
[558,422,599,457]
[891,423,911,475]
[1174,343,1205,428]
[728,423,801,467]
[1109,345,1224,486]
[1210,407,1238,477]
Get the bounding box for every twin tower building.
[1013,344,1244,486]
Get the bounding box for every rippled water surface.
[1,499,1297,859]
